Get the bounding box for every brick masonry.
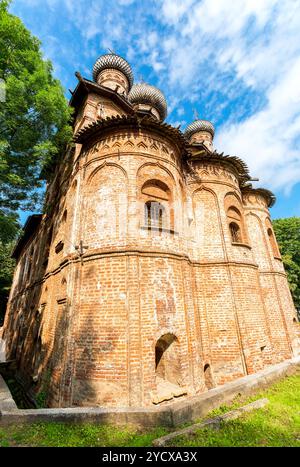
[2,60,300,409]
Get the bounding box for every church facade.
[2,53,299,408]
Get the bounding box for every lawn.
[0,371,299,447]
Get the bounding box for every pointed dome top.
[185,119,215,139]
[128,83,168,121]
[93,53,134,89]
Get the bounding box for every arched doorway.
[204,363,214,390]
[155,333,181,385]
[153,333,187,404]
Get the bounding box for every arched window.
[267,226,280,257]
[227,206,245,244]
[141,179,173,232]
[97,101,105,118]
[145,200,165,231]
[229,222,242,243]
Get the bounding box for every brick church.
[2,53,299,408]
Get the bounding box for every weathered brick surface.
[2,78,299,409]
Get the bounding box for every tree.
[273,217,300,309]
[0,0,72,227]
[0,0,72,320]
[0,240,15,325]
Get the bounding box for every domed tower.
[93,52,134,95]
[128,83,167,121]
[185,118,215,150]
[72,52,134,138]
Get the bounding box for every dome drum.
[184,120,215,141]
[93,53,134,95]
[128,83,167,121]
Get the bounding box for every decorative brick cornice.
[73,113,188,153]
[242,186,276,207]
[187,144,251,182]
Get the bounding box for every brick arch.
[246,212,271,268]
[86,161,128,185]
[154,333,182,386]
[225,191,248,244]
[192,184,219,197]
[137,163,181,233]
[83,163,128,247]
[265,217,280,258]
[192,186,225,260]
[136,162,176,185]
[224,190,243,208]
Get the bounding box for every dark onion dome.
[128,83,168,121]
[92,53,134,88]
[185,119,215,139]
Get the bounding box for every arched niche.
[137,164,179,233]
[84,163,128,245]
[155,333,182,386]
[203,363,214,390]
[224,192,248,244]
[192,187,224,260]
[141,179,173,232]
[246,213,269,269]
[265,218,280,258]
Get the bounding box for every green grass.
[0,372,299,447]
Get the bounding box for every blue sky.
[10,0,300,223]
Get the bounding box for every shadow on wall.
[1,155,77,407]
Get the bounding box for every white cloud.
[157,0,300,192]
[215,56,300,191]
[161,0,196,24]
[11,0,300,193]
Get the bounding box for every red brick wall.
[2,98,299,409]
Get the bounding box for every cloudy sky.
[10,0,300,220]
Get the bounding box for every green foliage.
[0,373,299,446]
[0,239,15,324]
[0,1,72,313]
[172,372,300,447]
[0,0,72,213]
[273,217,300,308]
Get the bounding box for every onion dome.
[128,83,168,121]
[185,119,215,139]
[92,53,134,89]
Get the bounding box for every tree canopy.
[0,0,72,321]
[273,217,300,309]
[0,0,72,239]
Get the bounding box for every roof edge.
[11,214,43,260]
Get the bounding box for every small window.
[227,206,245,244]
[204,363,214,390]
[26,246,34,279]
[62,210,67,223]
[55,241,64,254]
[145,201,165,231]
[267,227,279,257]
[229,222,242,243]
